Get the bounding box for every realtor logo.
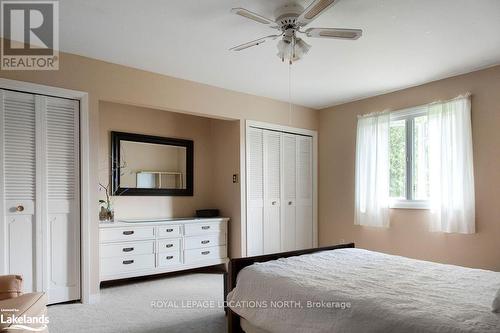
[1,0,59,70]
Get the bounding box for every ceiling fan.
[229,0,362,64]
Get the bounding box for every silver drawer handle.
[123,231,134,235]
[16,205,25,212]
[165,244,174,248]
[201,251,210,255]
[166,228,174,232]
[122,247,134,252]
[122,260,134,265]
[201,240,210,244]
[166,255,174,260]
[201,226,210,230]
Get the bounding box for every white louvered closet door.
[246,125,315,256]
[0,90,37,292]
[295,136,313,249]
[281,134,297,251]
[246,127,264,256]
[263,130,281,254]
[44,96,80,304]
[0,90,80,304]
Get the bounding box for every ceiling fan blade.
[229,35,280,52]
[297,0,339,26]
[231,8,278,28]
[305,28,362,40]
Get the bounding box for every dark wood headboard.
[225,243,355,332]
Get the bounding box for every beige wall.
[319,65,500,271]
[0,48,318,296]
[100,102,221,219]
[210,120,242,258]
[99,102,242,258]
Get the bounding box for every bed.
[225,243,500,333]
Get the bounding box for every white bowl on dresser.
[99,217,229,281]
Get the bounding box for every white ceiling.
[58,0,500,109]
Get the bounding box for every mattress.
[240,318,270,333]
[227,248,500,333]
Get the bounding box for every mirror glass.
[120,140,187,189]
[111,131,193,196]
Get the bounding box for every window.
[389,107,430,209]
[355,95,474,230]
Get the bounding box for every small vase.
[99,205,114,222]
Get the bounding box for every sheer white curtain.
[428,96,475,233]
[354,112,390,228]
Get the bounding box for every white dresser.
[99,217,229,282]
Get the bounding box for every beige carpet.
[48,273,226,333]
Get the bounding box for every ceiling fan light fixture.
[276,37,310,63]
[230,2,362,63]
[276,39,289,62]
[295,38,311,58]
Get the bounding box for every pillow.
[493,289,500,313]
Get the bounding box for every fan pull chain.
[288,61,292,125]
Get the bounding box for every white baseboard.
[86,293,100,304]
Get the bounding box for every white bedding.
[227,248,500,333]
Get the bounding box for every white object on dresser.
[99,217,229,281]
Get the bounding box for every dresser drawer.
[184,222,225,236]
[184,246,227,263]
[157,238,182,253]
[100,241,154,258]
[157,252,182,267]
[157,225,182,238]
[100,254,155,276]
[184,234,226,250]
[100,227,154,243]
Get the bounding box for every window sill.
[389,200,430,210]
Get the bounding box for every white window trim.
[389,106,430,210]
[390,199,430,210]
[390,106,427,121]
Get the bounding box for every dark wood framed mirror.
[111,131,193,196]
